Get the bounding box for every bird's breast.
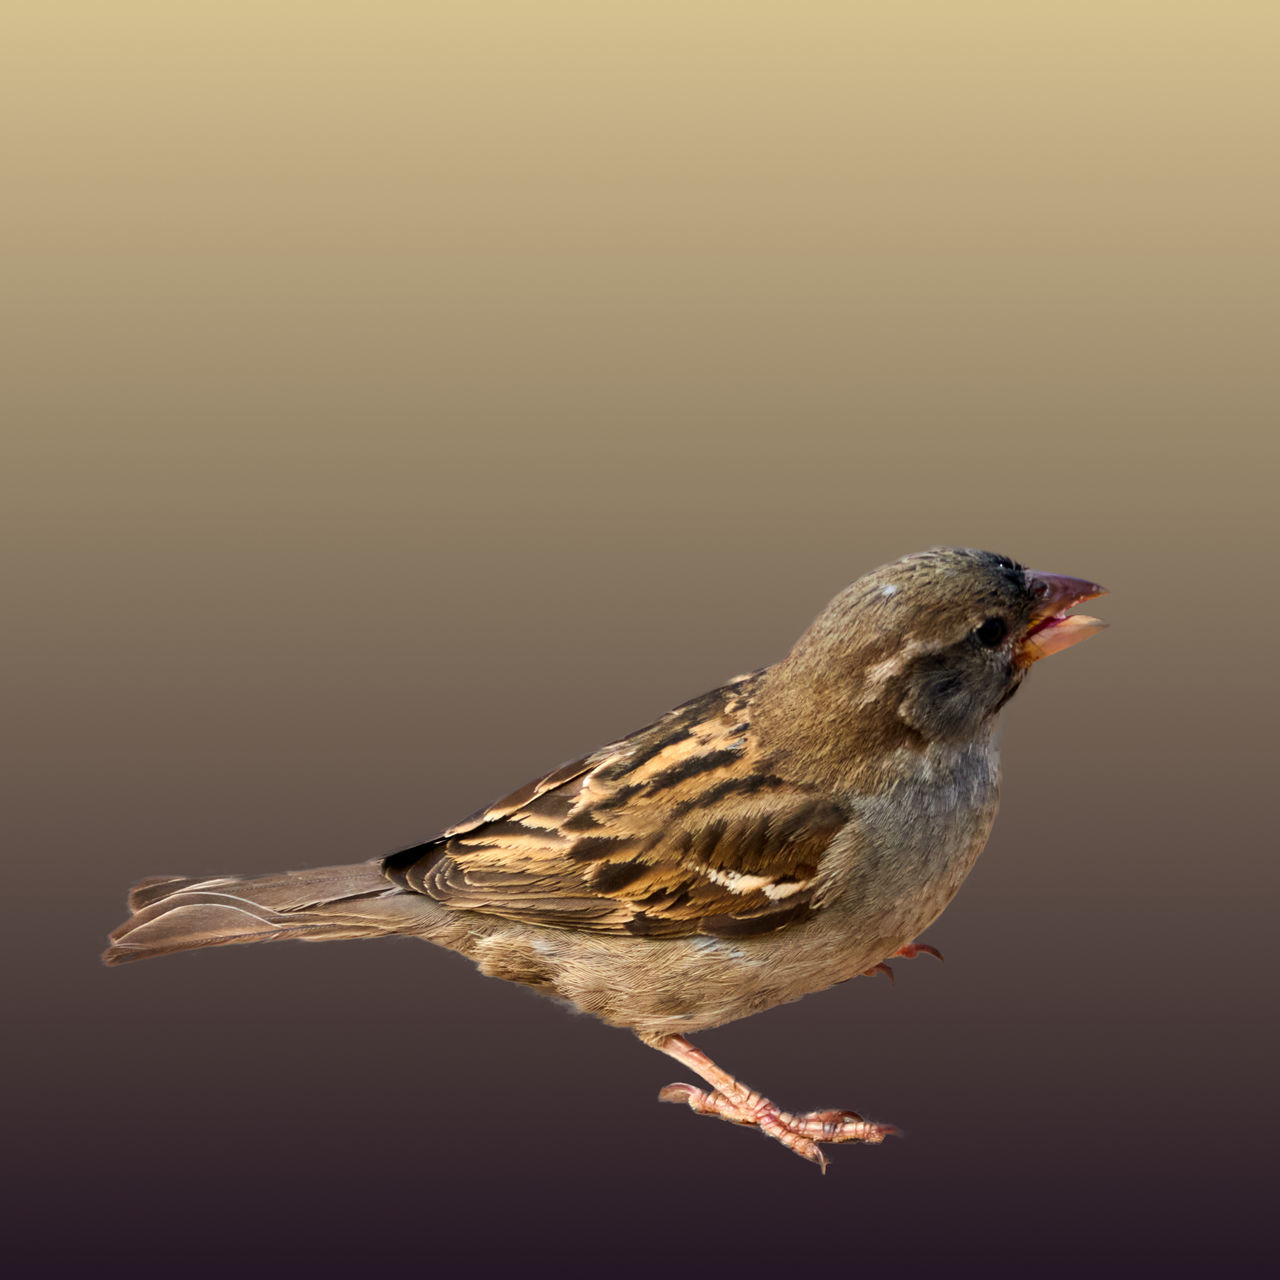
[815,738,1001,939]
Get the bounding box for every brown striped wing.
[383,674,848,938]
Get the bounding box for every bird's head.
[776,547,1107,749]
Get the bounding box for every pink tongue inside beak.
[1018,571,1108,665]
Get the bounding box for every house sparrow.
[105,547,1106,1169]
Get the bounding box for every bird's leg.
[862,940,944,983]
[639,1031,898,1171]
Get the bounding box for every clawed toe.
[864,941,944,982]
[659,1082,758,1126]
[657,1082,700,1106]
[783,1108,899,1144]
[822,1111,899,1141]
[895,942,944,962]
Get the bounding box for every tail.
[102,861,432,966]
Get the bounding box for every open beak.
[1017,571,1108,666]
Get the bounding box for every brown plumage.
[384,673,845,938]
[105,547,1106,1168]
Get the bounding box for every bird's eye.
[974,618,1008,647]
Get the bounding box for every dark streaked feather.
[384,671,850,937]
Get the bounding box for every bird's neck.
[752,657,995,796]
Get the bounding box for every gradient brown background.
[6,4,1277,1275]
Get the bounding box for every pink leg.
[639,1032,898,1171]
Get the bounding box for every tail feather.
[103,861,430,966]
[128,876,206,912]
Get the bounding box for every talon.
[895,942,944,962]
[658,1082,701,1106]
[862,961,895,983]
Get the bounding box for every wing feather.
[384,672,849,938]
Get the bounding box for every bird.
[104,547,1106,1169]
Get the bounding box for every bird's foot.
[658,1082,898,1170]
[894,942,944,962]
[642,1032,897,1171]
[862,940,944,982]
